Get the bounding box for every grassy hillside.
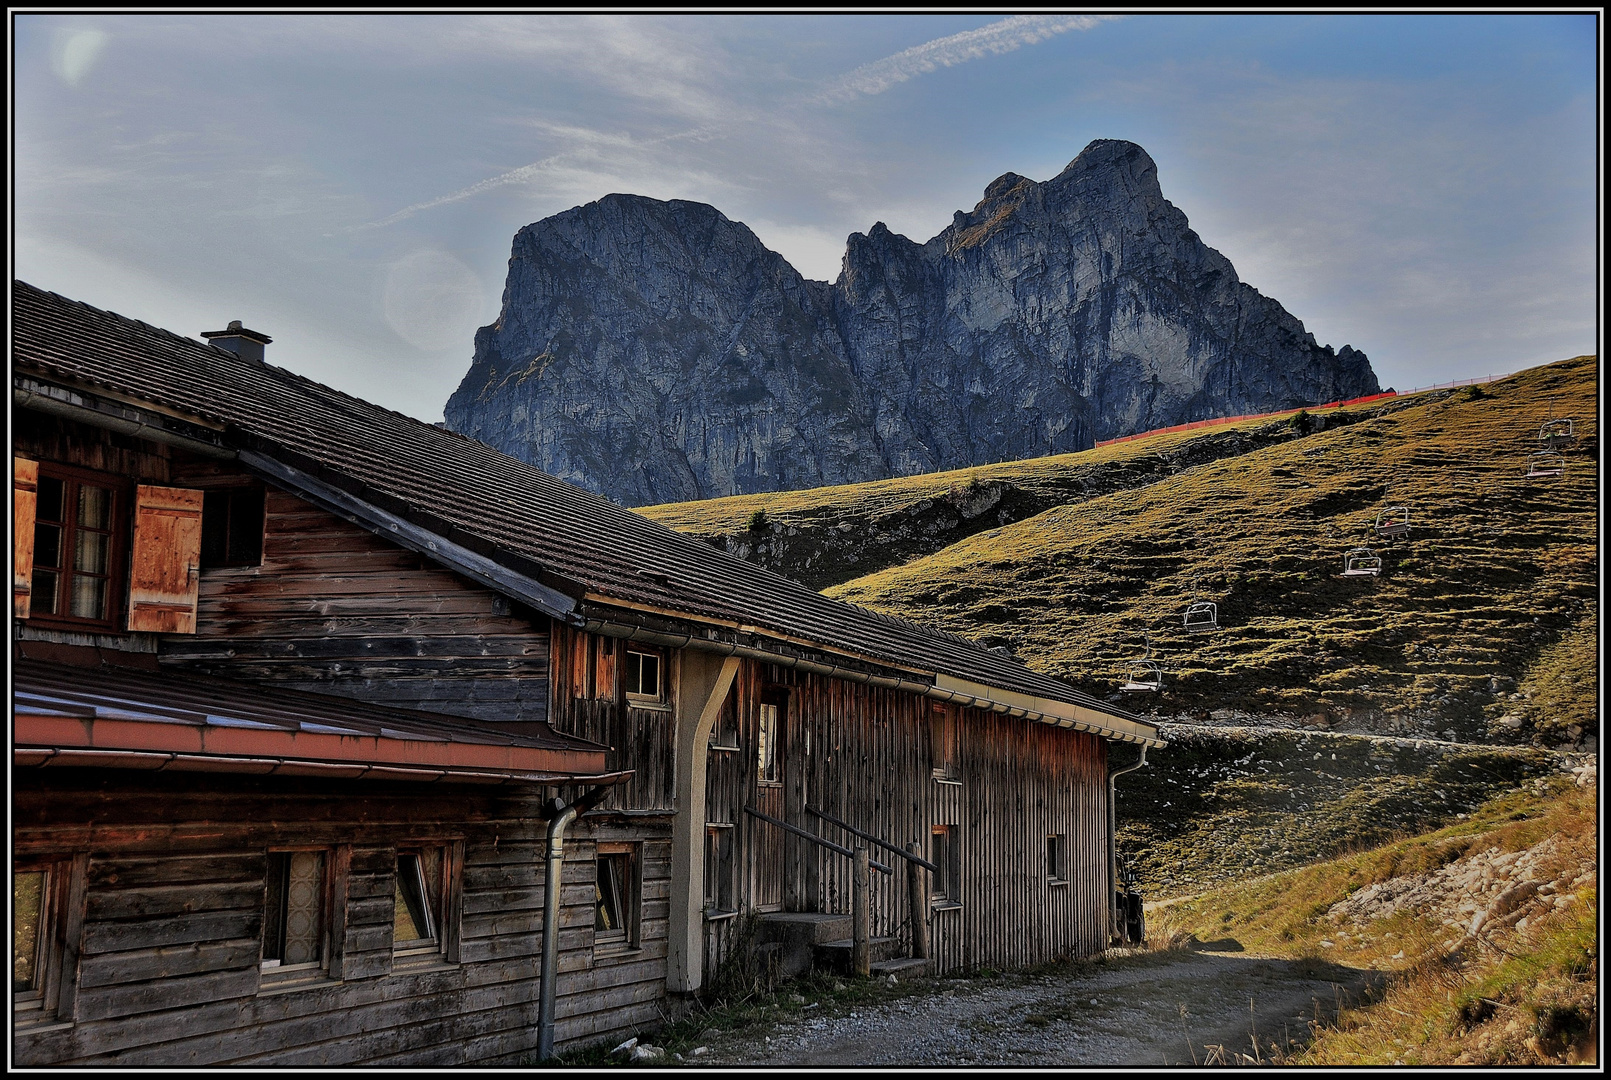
[640,408,1372,590]
[821,356,1597,744]
[1113,726,1557,896]
[1152,776,1597,1065]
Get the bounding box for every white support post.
[667,651,740,994]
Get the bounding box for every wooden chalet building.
[10,279,1162,1067]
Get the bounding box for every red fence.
[1093,370,1518,450]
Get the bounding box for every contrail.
[818,14,1121,104]
[350,125,717,231]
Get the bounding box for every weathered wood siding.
[11,771,670,1066]
[548,623,676,811]
[701,660,1110,976]
[160,484,552,725]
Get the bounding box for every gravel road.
[687,947,1380,1068]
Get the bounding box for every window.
[29,465,124,627]
[708,693,739,751]
[394,847,446,962]
[930,825,960,907]
[931,704,959,783]
[200,485,264,568]
[624,648,663,703]
[1047,834,1067,885]
[704,825,736,915]
[14,867,52,1013]
[594,843,640,951]
[262,851,328,982]
[13,857,77,1022]
[757,702,780,784]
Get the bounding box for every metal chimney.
[201,320,272,362]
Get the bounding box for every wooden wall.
[700,660,1111,977]
[160,482,553,726]
[547,623,676,812]
[10,770,670,1066]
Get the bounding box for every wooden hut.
[11,280,1161,1066]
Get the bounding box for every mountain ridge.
[447,139,1378,505]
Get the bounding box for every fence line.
[1092,373,1513,449]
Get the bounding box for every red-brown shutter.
[14,458,38,618]
[126,484,205,634]
[595,636,617,700]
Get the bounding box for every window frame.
[593,842,642,954]
[931,704,960,784]
[12,854,85,1027]
[756,701,781,786]
[703,824,737,918]
[930,825,961,910]
[260,847,332,988]
[27,461,128,631]
[1047,833,1068,887]
[392,841,462,967]
[624,647,666,707]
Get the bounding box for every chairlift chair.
[1182,600,1218,633]
[1526,451,1565,480]
[1340,547,1382,577]
[1538,418,1575,450]
[1120,644,1164,692]
[1374,505,1411,540]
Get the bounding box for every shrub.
[747,508,769,533]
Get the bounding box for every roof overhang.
[930,674,1164,748]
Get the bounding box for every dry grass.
[821,356,1597,741]
[1152,779,1598,1066]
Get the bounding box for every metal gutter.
[1107,745,1150,945]
[13,747,632,787]
[14,376,235,459]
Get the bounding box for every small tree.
[746,508,769,533]
[1289,409,1312,434]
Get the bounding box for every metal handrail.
[806,805,939,873]
[743,805,893,874]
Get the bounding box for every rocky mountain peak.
[446,143,1378,506]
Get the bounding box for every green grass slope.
[824,357,1597,744]
[640,408,1374,590]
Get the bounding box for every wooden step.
[815,935,903,971]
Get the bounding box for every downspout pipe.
[538,783,613,1061]
[1107,745,1149,946]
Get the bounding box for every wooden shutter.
[14,458,38,618]
[127,485,205,633]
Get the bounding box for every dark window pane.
[263,852,290,962]
[29,570,58,615]
[227,488,264,565]
[201,490,230,568]
[14,871,44,993]
[33,523,60,570]
[35,476,63,522]
[642,654,659,697]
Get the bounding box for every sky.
[11,12,1600,423]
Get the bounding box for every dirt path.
[689,947,1381,1068]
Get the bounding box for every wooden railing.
[805,805,933,964]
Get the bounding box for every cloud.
[817,14,1121,104]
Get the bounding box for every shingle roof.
[12,279,1146,726]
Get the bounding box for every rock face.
[446,140,1378,506]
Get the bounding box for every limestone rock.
[446,140,1378,506]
